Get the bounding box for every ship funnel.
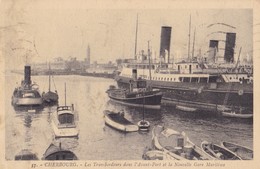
[132,69,137,80]
[224,32,236,63]
[24,65,31,85]
[159,26,172,63]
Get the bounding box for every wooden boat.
[52,105,79,138]
[152,125,214,160]
[15,149,38,160]
[221,141,253,160]
[201,141,242,160]
[107,79,162,109]
[176,105,197,112]
[222,110,253,119]
[12,65,43,106]
[104,110,138,132]
[137,94,150,131]
[142,150,175,160]
[42,63,59,104]
[42,143,77,160]
[51,83,79,138]
[137,120,150,131]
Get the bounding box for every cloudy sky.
[0,0,255,69]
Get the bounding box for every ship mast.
[191,27,196,59]
[64,83,66,106]
[188,14,191,61]
[134,14,139,60]
[48,63,51,92]
[148,41,152,81]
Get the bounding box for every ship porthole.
[238,90,244,95]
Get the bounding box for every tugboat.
[42,63,59,104]
[12,65,43,106]
[51,83,79,138]
[107,70,162,109]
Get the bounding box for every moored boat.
[104,110,139,132]
[12,65,43,106]
[15,149,38,160]
[221,110,253,119]
[107,78,162,109]
[51,83,79,138]
[51,105,79,138]
[201,141,242,160]
[42,63,59,104]
[152,125,214,160]
[137,120,150,131]
[176,105,197,112]
[142,150,175,160]
[42,143,78,160]
[115,25,253,114]
[221,141,253,160]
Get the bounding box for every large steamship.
[115,26,253,114]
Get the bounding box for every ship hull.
[12,96,43,106]
[108,90,163,109]
[116,76,253,113]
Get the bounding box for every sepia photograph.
[0,0,259,168]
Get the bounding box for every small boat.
[176,105,197,112]
[15,149,38,160]
[107,79,162,109]
[137,94,150,131]
[104,110,139,132]
[142,150,175,160]
[221,141,253,160]
[42,143,78,160]
[222,110,253,119]
[137,120,150,131]
[51,105,79,138]
[152,125,214,160]
[12,65,43,106]
[201,141,242,160]
[42,63,59,104]
[51,83,79,138]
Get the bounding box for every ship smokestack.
[159,26,172,63]
[224,32,236,63]
[208,40,219,63]
[24,65,31,85]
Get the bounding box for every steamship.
[12,65,43,106]
[115,26,253,114]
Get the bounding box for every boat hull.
[222,111,253,119]
[12,96,43,106]
[108,90,162,109]
[42,91,59,103]
[152,125,214,160]
[143,150,175,160]
[201,141,242,160]
[221,142,253,160]
[104,110,138,132]
[42,143,78,160]
[51,120,79,138]
[116,76,253,113]
[176,105,197,112]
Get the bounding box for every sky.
[0,0,255,69]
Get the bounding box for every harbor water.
[5,74,253,160]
